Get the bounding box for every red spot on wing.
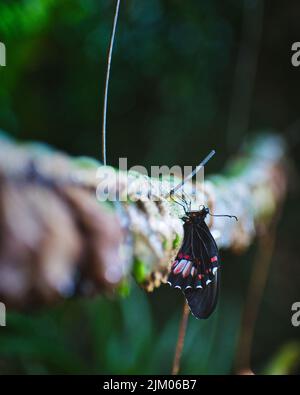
[182,261,192,278]
[211,256,218,263]
[174,260,187,274]
[171,260,178,268]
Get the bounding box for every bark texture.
[0,132,287,308]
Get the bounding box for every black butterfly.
[166,151,237,319]
[167,204,237,319]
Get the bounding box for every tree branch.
[0,132,287,308]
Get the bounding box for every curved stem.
[172,301,190,375]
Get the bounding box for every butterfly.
[167,161,237,319]
[167,206,219,318]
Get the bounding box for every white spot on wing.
[212,267,218,275]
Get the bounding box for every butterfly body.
[167,207,220,319]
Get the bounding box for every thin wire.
[169,150,215,197]
[102,0,121,165]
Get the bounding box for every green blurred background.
[0,0,300,374]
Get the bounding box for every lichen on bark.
[0,132,287,308]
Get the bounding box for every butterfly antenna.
[102,0,121,165]
[169,149,215,197]
[208,213,238,221]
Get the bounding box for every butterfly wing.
[184,271,219,319]
[185,220,220,319]
[167,218,220,319]
[167,221,196,290]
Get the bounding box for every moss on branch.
[0,132,287,308]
